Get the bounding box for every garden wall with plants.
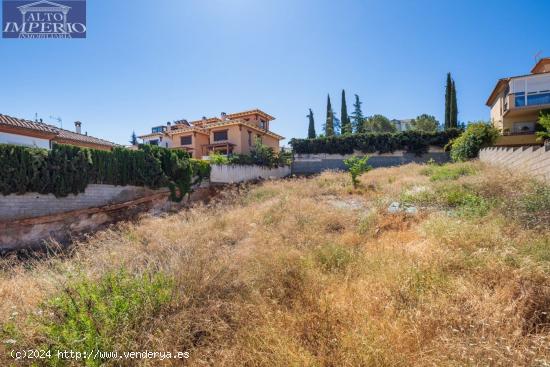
[289,129,461,155]
[0,143,211,202]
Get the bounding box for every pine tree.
[450,80,458,128]
[340,89,352,135]
[351,94,365,134]
[130,131,138,145]
[325,94,335,136]
[444,73,452,129]
[307,108,316,139]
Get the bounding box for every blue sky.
[1,0,549,145]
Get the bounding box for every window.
[515,92,525,107]
[248,131,252,146]
[527,92,550,106]
[259,120,266,129]
[151,126,165,133]
[180,135,192,145]
[213,130,228,141]
[149,139,159,146]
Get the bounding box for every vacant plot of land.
[1,161,549,366]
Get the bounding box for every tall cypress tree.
[307,108,316,139]
[129,131,138,145]
[444,73,452,129]
[451,80,458,128]
[340,89,352,135]
[325,94,334,136]
[351,94,365,134]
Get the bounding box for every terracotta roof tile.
[0,114,57,134]
[0,113,117,148]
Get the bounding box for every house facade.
[486,57,550,146]
[139,109,284,159]
[0,114,117,151]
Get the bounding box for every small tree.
[129,131,138,145]
[536,113,550,144]
[307,108,316,139]
[343,156,372,188]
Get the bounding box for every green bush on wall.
[289,129,462,156]
[0,143,211,201]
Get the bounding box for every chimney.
[74,121,82,134]
[221,112,227,121]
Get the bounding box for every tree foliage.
[307,108,316,139]
[445,73,458,129]
[325,94,335,137]
[449,122,499,162]
[351,94,365,134]
[290,129,461,156]
[129,131,138,146]
[536,113,550,143]
[364,114,397,133]
[411,114,439,133]
[209,139,291,168]
[340,90,352,135]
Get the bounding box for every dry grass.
[1,161,549,366]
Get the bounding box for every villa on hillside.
[139,109,285,159]
[486,57,550,146]
[0,114,117,151]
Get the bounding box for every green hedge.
[289,129,462,156]
[0,144,211,200]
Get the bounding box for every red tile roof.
[0,113,117,148]
[0,114,57,134]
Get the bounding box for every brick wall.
[479,145,550,182]
[0,185,169,221]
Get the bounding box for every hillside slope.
[1,161,549,366]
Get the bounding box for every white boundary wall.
[479,145,550,182]
[210,165,291,183]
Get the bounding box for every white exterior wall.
[0,132,50,149]
[210,164,291,183]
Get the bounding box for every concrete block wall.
[479,145,550,182]
[0,185,169,221]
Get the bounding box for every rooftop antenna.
[534,50,543,63]
[49,115,63,129]
[34,113,38,122]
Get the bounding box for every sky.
[1,0,549,145]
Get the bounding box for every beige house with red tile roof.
[0,114,117,151]
[139,109,284,158]
[486,57,550,146]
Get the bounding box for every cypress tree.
[340,89,352,135]
[351,94,365,134]
[130,131,138,145]
[451,80,458,128]
[444,72,452,129]
[307,108,316,139]
[325,94,334,136]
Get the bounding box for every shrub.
[210,140,292,168]
[536,113,550,143]
[0,143,211,200]
[38,269,174,366]
[449,122,499,162]
[343,156,372,188]
[314,243,354,273]
[289,129,461,156]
